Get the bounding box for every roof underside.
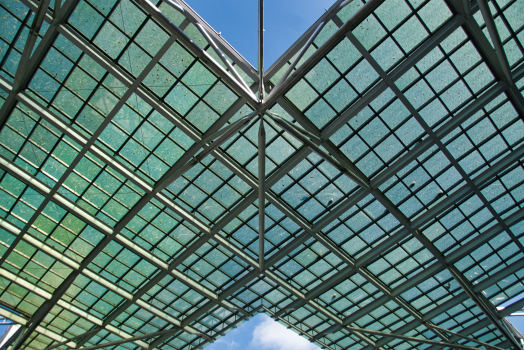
[0,0,524,349]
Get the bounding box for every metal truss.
[0,0,523,349]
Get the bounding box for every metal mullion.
[401,25,524,259]
[0,10,33,72]
[182,159,235,221]
[300,143,524,343]
[449,0,524,117]
[263,0,347,82]
[130,0,258,107]
[5,32,181,350]
[33,51,83,112]
[489,0,524,63]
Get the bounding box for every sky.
[184,0,337,68]
[203,313,320,350]
[202,291,524,350]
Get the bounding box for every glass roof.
[0,0,523,349]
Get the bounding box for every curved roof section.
[0,0,523,349]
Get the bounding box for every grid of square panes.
[1,0,524,347]
[218,107,302,180]
[268,126,363,223]
[0,0,52,83]
[475,0,524,70]
[222,201,304,263]
[67,0,244,134]
[327,29,497,184]
[165,153,252,226]
[176,239,253,293]
[280,0,453,130]
[268,239,348,293]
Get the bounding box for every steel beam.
[258,0,264,101]
[132,0,258,107]
[337,21,522,348]
[12,0,51,91]
[268,21,325,97]
[4,32,182,350]
[0,267,151,350]
[260,0,385,109]
[476,0,513,83]
[0,0,79,131]
[258,118,266,271]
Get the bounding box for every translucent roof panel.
[0,0,524,349]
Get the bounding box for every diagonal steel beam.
[0,155,249,329]
[0,267,154,350]
[476,0,513,84]
[337,20,522,348]
[0,0,79,131]
[12,0,51,91]
[132,0,258,107]
[166,0,259,82]
[260,0,386,108]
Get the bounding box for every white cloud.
[249,314,319,350]
[209,337,238,350]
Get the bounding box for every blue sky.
[184,0,337,68]
[203,313,320,350]
[202,292,524,350]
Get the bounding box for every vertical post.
[258,0,264,101]
[258,117,266,272]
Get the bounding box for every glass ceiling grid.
[0,0,524,349]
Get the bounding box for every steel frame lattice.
[0,0,523,349]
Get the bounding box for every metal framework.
[0,0,523,349]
